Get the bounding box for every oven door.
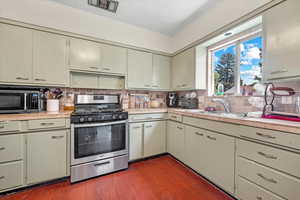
[0,91,25,113]
[71,120,128,165]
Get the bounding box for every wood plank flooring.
[0,155,234,200]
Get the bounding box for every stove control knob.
[79,117,85,123]
[119,115,124,119]
[88,117,93,122]
[112,115,117,120]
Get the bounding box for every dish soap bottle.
[216,83,224,96]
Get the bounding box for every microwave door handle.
[24,93,27,111]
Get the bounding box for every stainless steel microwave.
[0,90,42,114]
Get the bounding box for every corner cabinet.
[172,48,201,90]
[26,130,67,184]
[33,31,68,86]
[263,0,300,81]
[0,24,33,84]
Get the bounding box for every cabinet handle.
[132,126,141,129]
[146,117,153,120]
[195,132,204,136]
[152,85,159,88]
[256,132,276,139]
[0,126,4,129]
[177,126,183,130]
[257,173,277,184]
[16,77,29,80]
[0,147,5,151]
[256,197,263,200]
[170,116,177,119]
[102,67,111,71]
[35,78,46,81]
[94,161,110,167]
[257,151,277,160]
[0,176,5,180]
[89,67,99,70]
[51,135,64,139]
[207,135,216,141]
[270,69,288,75]
[40,122,55,126]
[144,84,151,87]
[181,84,187,87]
[145,125,153,128]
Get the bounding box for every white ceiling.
[48,0,219,36]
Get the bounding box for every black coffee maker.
[166,92,178,107]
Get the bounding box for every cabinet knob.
[206,135,216,141]
[35,78,46,81]
[257,151,277,160]
[256,132,276,139]
[51,135,64,139]
[257,173,277,184]
[16,77,29,80]
[40,122,55,126]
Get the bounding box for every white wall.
[171,0,272,52]
[0,0,172,53]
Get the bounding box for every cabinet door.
[98,75,125,90]
[127,49,153,89]
[167,121,185,162]
[33,31,67,85]
[152,55,170,90]
[263,0,300,81]
[172,48,195,90]
[101,44,127,75]
[70,73,98,89]
[205,131,235,194]
[185,126,207,174]
[144,121,166,157]
[27,130,67,184]
[69,38,102,71]
[0,24,33,83]
[129,123,143,161]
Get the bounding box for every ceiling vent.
[88,0,119,13]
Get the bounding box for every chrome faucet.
[212,98,231,113]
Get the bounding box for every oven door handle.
[73,120,128,128]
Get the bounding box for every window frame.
[207,28,262,96]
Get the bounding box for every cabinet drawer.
[237,157,300,200]
[239,125,300,150]
[28,118,66,130]
[237,176,284,200]
[129,113,167,122]
[168,113,182,122]
[0,121,21,134]
[183,116,239,137]
[237,139,300,178]
[0,134,24,163]
[0,161,23,191]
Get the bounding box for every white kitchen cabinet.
[172,48,196,90]
[69,38,102,71]
[127,49,153,89]
[0,161,24,191]
[101,44,127,75]
[27,130,67,184]
[167,121,185,162]
[129,123,144,161]
[152,55,171,90]
[204,130,235,194]
[71,72,99,89]
[263,0,300,81]
[144,121,166,157]
[185,126,207,174]
[33,31,67,86]
[98,75,125,90]
[0,24,33,84]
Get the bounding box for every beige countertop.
[127,108,300,134]
[0,111,72,121]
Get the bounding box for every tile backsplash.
[56,80,300,114]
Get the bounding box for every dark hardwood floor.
[0,155,234,200]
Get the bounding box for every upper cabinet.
[128,50,171,90]
[172,48,196,90]
[263,0,300,81]
[69,39,127,75]
[101,44,127,75]
[0,24,33,84]
[33,31,67,86]
[69,38,102,72]
[152,55,171,90]
[127,49,153,89]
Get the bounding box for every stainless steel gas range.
[70,94,128,183]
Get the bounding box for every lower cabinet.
[167,121,185,162]
[0,161,24,191]
[129,121,166,161]
[27,130,67,184]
